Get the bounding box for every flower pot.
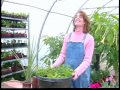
[12,55,16,59]
[22,81,31,88]
[21,43,26,47]
[32,76,39,88]
[36,76,72,88]
[19,33,23,37]
[6,55,13,60]
[11,66,17,72]
[6,33,11,37]
[2,68,12,75]
[16,53,22,58]
[4,56,13,60]
[1,33,6,37]
[14,33,18,37]
[24,33,27,37]
[12,65,23,72]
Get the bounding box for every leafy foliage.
[90,10,119,80]
[91,69,110,83]
[101,80,119,88]
[35,65,73,78]
[41,33,64,66]
[12,38,40,82]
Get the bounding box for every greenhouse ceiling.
[2,0,119,16]
[1,0,119,36]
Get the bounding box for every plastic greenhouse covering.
[1,0,119,67]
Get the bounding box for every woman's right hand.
[72,71,79,80]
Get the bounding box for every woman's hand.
[72,71,79,80]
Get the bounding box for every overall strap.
[82,33,88,43]
[68,32,72,41]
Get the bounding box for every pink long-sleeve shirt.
[52,31,95,77]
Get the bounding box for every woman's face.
[73,13,85,27]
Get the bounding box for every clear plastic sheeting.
[2,0,119,36]
[1,0,119,67]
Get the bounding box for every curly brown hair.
[73,10,90,33]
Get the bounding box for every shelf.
[1,16,27,21]
[1,46,28,50]
[1,57,28,65]
[1,11,29,79]
[1,37,28,39]
[1,27,28,30]
[1,70,25,78]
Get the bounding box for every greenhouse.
[1,0,119,88]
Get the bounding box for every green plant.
[91,69,110,83]
[1,51,11,60]
[90,10,119,81]
[2,62,13,69]
[35,65,73,78]
[1,10,28,19]
[101,80,119,88]
[41,33,64,66]
[1,75,13,82]
[1,19,11,27]
[13,72,25,81]
[12,38,42,82]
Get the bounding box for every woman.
[51,10,95,88]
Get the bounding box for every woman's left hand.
[72,71,78,80]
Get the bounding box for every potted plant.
[12,38,40,88]
[30,33,73,88]
[11,21,17,28]
[35,65,73,88]
[2,67,12,75]
[1,51,7,61]
[1,51,12,60]
[11,61,21,72]
[2,62,13,75]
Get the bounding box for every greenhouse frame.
[1,0,119,88]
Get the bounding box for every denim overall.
[64,33,90,88]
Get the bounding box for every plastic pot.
[22,81,31,88]
[32,76,39,88]
[36,76,72,88]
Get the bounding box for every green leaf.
[102,82,109,88]
[106,30,114,45]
